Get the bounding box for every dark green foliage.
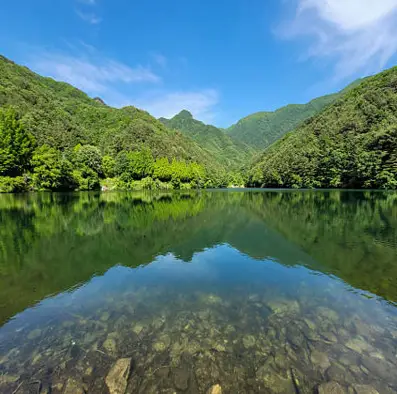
[160,110,255,169]
[227,80,361,150]
[0,107,35,176]
[0,176,29,193]
[248,67,397,189]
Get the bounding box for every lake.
[0,190,397,393]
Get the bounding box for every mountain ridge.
[225,79,363,149]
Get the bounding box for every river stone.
[243,335,256,348]
[361,355,394,380]
[105,358,132,394]
[345,337,371,354]
[100,311,110,321]
[207,384,222,394]
[103,337,117,354]
[259,371,294,393]
[317,381,345,394]
[63,378,84,394]
[352,385,379,394]
[311,349,331,370]
[27,329,42,340]
[316,307,339,322]
[267,299,300,315]
[173,368,189,390]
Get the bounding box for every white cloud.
[76,10,102,24]
[30,51,160,94]
[78,0,96,4]
[150,52,167,68]
[134,89,219,122]
[281,0,397,79]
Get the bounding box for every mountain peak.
[175,109,193,119]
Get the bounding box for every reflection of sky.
[2,243,395,341]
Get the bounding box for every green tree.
[73,144,103,175]
[0,107,35,176]
[102,155,116,178]
[115,148,154,182]
[31,145,75,190]
[153,157,172,181]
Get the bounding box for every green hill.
[0,55,231,192]
[160,110,255,169]
[226,81,361,149]
[248,66,397,189]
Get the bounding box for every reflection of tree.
[1,190,397,324]
[245,191,397,304]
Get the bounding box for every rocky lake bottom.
[0,190,397,393]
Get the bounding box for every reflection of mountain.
[244,191,397,304]
[1,190,396,324]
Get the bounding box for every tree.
[102,155,116,178]
[0,107,35,176]
[73,144,103,175]
[115,148,154,182]
[31,145,75,190]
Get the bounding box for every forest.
[247,66,397,189]
[1,54,397,192]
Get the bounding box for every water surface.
[0,190,397,393]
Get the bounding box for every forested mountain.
[226,80,361,149]
[248,66,397,189]
[160,110,255,169]
[0,55,232,192]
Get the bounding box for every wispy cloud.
[279,0,397,79]
[75,10,102,24]
[78,0,96,4]
[26,46,219,123]
[30,51,160,94]
[134,89,219,122]
[150,52,167,68]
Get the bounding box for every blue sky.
[1,0,397,127]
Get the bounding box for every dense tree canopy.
[160,110,255,169]
[247,66,397,189]
[0,55,238,192]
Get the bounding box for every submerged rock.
[310,349,331,370]
[242,335,256,349]
[267,299,300,315]
[173,368,189,390]
[153,334,171,352]
[27,328,42,340]
[63,378,84,394]
[206,384,222,394]
[105,358,132,394]
[317,381,345,394]
[100,311,110,321]
[360,355,394,380]
[345,337,371,354]
[352,385,379,394]
[132,323,144,335]
[103,337,117,354]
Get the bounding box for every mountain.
[247,66,397,189]
[159,110,255,169]
[226,81,361,150]
[0,55,232,192]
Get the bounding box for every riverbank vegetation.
[2,54,397,192]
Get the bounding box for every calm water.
[1,190,397,394]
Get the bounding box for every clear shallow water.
[0,190,397,393]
